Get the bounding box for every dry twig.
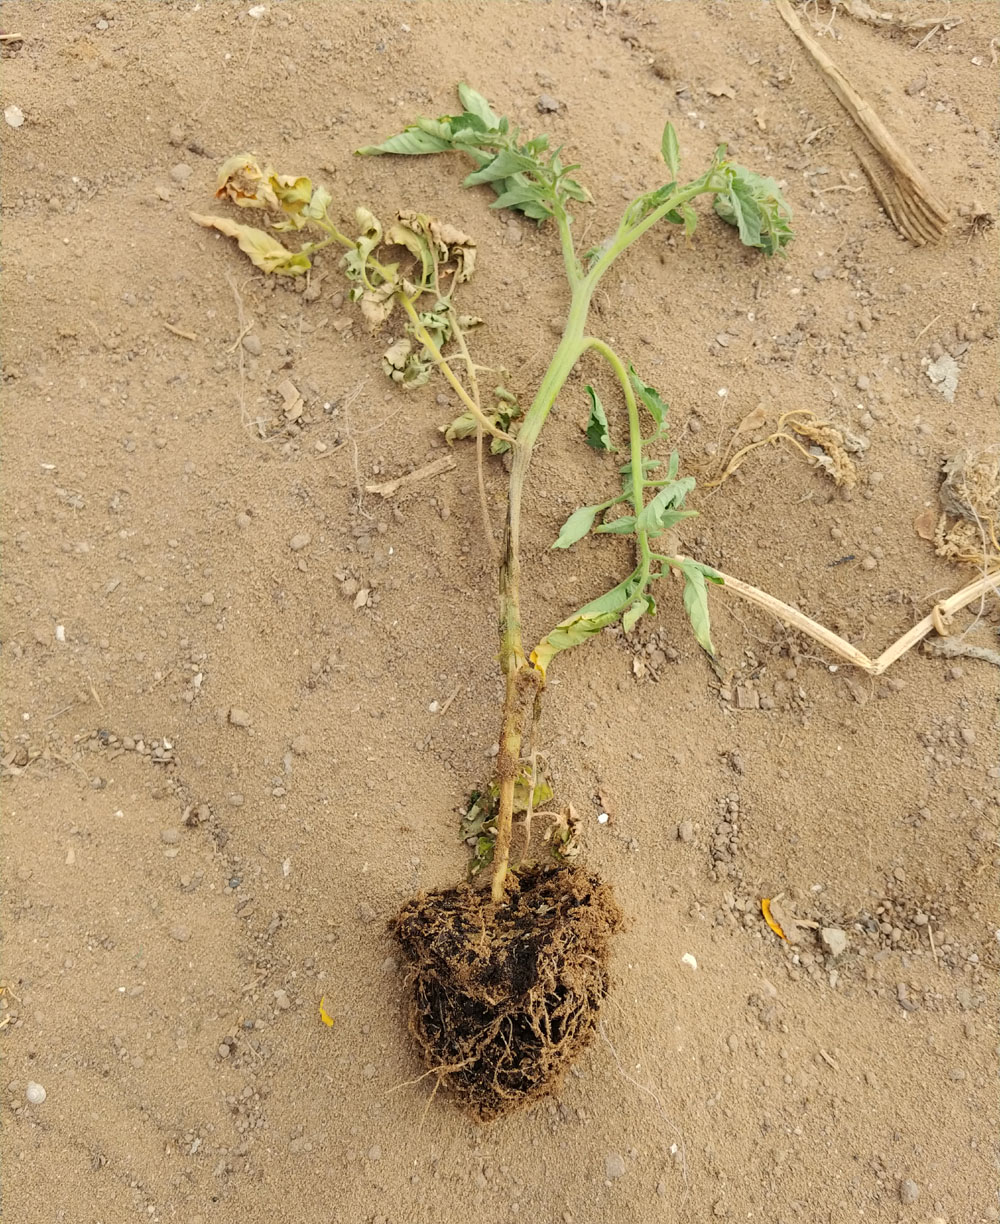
[777,0,950,244]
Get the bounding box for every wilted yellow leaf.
[191,213,312,276]
[215,154,279,209]
[319,996,335,1028]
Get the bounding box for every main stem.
[489,181,711,901]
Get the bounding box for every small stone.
[289,532,311,552]
[160,828,181,845]
[856,374,870,391]
[820,927,848,958]
[537,93,561,113]
[242,332,262,356]
[25,1082,46,1105]
[4,105,25,129]
[812,266,834,281]
[367,1145,382,1162]
[170,924,191,942]
[604,1153,626,1180]
[201,591,215,606]
[273,989,291,1010]
[959,726,976,746]
[905,77,927,95]
[168,123,186,145]
[170,162,192,183]
[228,707,251,728]
[861,556,877,571]
[677,820,694,843]
[290,735,310,756]
[899,1178,920,1205]
[218,1043,231,1059]
[236,511,253,528]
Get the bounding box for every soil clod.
[392,864,622,1121]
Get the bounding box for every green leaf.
[490,182,549,211]
[530,574,641,676]
[661,121,680,176]
[635,478,697,534]
[680,202,698,239]
[552,503,599,549]
[594,515,637,535]
[457,83,500,128]
[678,561,716,655]
[713,164,792,256]
[628,366,669,434]
[462,148,535,187]
[584,385,614,452]
[356,125,455,156]
[622,599,647,634]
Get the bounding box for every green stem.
[580,337,651,576]
[488,178,720,899]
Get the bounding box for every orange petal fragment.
[761,897,787,940]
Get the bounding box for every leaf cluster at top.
[358,83,589,223]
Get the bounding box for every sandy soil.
[3,2,998,1221]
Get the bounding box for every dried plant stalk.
[713,565,998,675]
[776,0,950,244]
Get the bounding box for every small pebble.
[242,333,262,356]
[160,828,181,845]
[537,93,561,113]
[170,924,191,942]
[25,1082,46,1105]
[273,989,291,1011]
[289,532,311,552]
[677,820,694,843]
[812,266,833,281]
[201,591,215,606]
[899,1178,920,1205]
[4,105,26,129]
[604,1152,626,1180]
[229,708,251,728]
[218,1043,231,1059]
[170,162,192,183]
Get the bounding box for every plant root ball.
[392,864,623,1121]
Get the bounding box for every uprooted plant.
[192,85,806,1118]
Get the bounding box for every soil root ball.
[392,864,623,1121]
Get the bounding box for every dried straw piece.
[776,0,950,244]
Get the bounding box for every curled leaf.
[584,385,614,451]
[215,154,279,209]
[531,576,640,676]
[628,366,669,435]
[190,213,312,275]
[268,171,313,229]
[382,336,432,388]
[714,164,792,256]
[319,996,335,1027]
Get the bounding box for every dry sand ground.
[3,2,998,1221]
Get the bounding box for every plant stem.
[488,178,722,900]
[581,337,651,574]
[398,294,514,443]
